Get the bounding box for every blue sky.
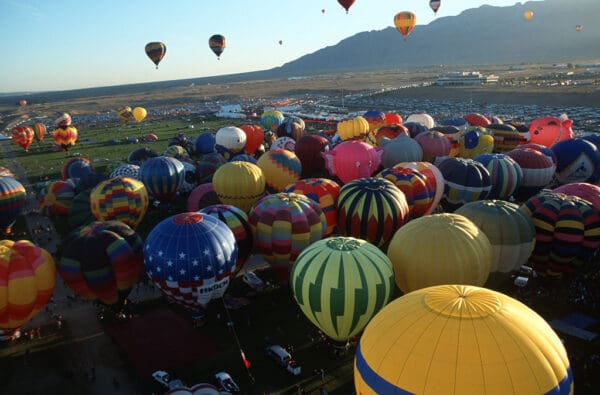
[0,0,533,93]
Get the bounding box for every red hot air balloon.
[11,126,34,152]
[52,126,78,151]
[19,100,27,107]
[33,122,45,142]
[338,0,355,13]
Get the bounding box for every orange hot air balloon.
[394,11,417,40]
[33,122,45,142]
[11,126,34,152]
[524,10,533,20]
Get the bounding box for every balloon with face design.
[323,141,382,184]
[528,115,574,148]
[551,138,600,185]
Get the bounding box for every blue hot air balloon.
[139,156,185,203]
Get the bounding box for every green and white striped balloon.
[290,237,395,342]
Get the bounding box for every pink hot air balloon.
[322,141,382,184]
[528,115,574,148]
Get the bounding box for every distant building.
[436,71,499,86]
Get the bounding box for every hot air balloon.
[127,147,158,165]
[294,134,331,177]
[0,168,14,178]
[290,237,394,342]
[90,177,149,228]
[576,24,583,32]
[39,180,75,216]
[362,110,386,135]
[215,126,246,160]
[506,148,555,201]
[260,110,284,132]
[283,178,340,236]
[384,112,402,125]
[32,122,45,142]
[277,116,305,141]
[0,177,27,233]
[209,34,226,59]
[117,106,133,123]
[132,107,147,123]
[437,157,492,211]
[323,141,381,184]
[145,42,166,69]
[488,123,521,153]
[519,191,600,275]
[144,212,237,317]
[109,164,140,180]
[528,115,574,148]
[278,40,283,45]
[68,190,96,229]
[18,99,27,107]
[473,153,523,200]
[524,10,533,20]
[195,133,216,155]
[394,11,417,40]
[54,112,72,128]
[139,156,184,203]
[387,213,492,293]
[464,113,491,127]
[414,130,451,162]
[355,285,573,395]
[369,124,409,146]
[239,125,264,155]
[377,167,434,219]
[62,157,95,180]
[0,240,55,329]
[199,204,252,273]
[455,200,535,284]
[249,193,325,281]
[459,127,494,159]
[196,152,226,183]
[212,161,265,212]
[406,113,434,129]
[10,126,34,152]
[381,135,424,168]
[256,148,302,193]
[270,136,296,152]
[337,0,355,13]
[58,221,144,305]
[52,126,78,151]
[187,183,220,212]
[337,177,409,248]
[429,0,441,14]
[337,116,369,141]
[551,138,600,185]
[554,182,600,212]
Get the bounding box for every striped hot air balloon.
[58,221,144,305]
[377,167,434,219]
[355,285,573,395]
[473,153,523,200]
[519,191,600,275]
[90,177,149,228]
[249,192,326,281]
[437,157,492,211]
[0,240,55,329]
[139,156,184,203]
[0,177,26,233]
[290,237,394,342]
[396,161,445,215]
[283,178,340,236]
[387,213,492,293]
[32,122,45,142]
[488,123,521,153]
[199,204,252,273]
[337,177,409,248]
[506,148,555,202]
[39,180,75,216]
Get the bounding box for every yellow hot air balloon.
[575,24,583,32]
[212,161,265,212]
[355,284,573,395]
[524,10,533,20]
[132,107,147,122]
[337,116,369,141]
[394,11,417,40]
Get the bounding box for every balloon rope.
[221,297,255,383]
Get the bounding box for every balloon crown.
[173,212,204,225]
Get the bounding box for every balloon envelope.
[145,42,166,68]
[209,34,226,58]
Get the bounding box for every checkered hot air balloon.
[290,237,394,342]
[139,156,184,203]
[249,192,326,281]
[0,240,55,329]
[283,178,340,236]
[337,177,409,248]
[144,212,237,315]
[199,204,252,273]
[58,221,144,305]
[109,164,140,180]
[90,177,149,228]
[0,177,26,233]
[519,191,600,275]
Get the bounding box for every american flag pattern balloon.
[144,212,237,312]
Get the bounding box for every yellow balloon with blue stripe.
[355,284,573,395]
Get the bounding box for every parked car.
[265,345,302,376]
[214,371,240,393]
[242,271,266,291]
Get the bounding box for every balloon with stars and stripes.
[290,237,394,342]
[144,212,237,314]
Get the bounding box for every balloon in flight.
[429,0,441,15]
[337,0,355,13]
[145,42,166,69]
[209,34,226,59]
[394,11,417,40]
[524,10,533,20]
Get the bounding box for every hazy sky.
[0,0,536,93]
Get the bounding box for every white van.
[265,345,301,376]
